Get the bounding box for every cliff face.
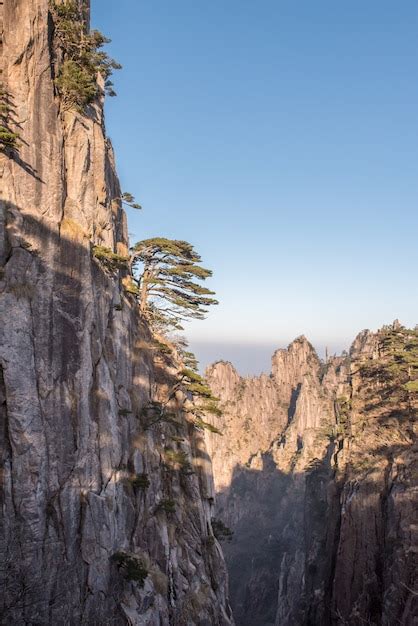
[0,2,233,624]
[206,331,417,626]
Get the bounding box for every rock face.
[205,332,417,626]
[0,2,233,624]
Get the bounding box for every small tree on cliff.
[129,238,218,330]
[117,192,142,210]
[51,0,121,109]
[359,323,418,418]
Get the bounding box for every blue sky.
[92,1,418,374]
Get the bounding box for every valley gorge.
[205,329,417,625]
[1,2,417,626]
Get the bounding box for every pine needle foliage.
[111,552,148,585]
[211,518,234,542]
[141,401,180,429]
[359,323,418,418]
[123,277,141,297]
[50,0,121,110]
[181,350,199,371]
[129,238,218,330]
[129,473,150,489]
[193,417,223,435]
[404,380,418,392]
[156,499,176,514]
[178,368,223,434]
[0,84,20,153]
[120,192,142,210]
[163,448,193,472]
[92,245,128,271]
[0,126,19,152]
[179,368,203,383]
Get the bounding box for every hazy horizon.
[188,319,397,375]
[185,312,418,374]
[93,1,418,365]
[190,338,347,377]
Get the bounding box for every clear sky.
[92,1,418,374]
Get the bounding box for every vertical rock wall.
[206,332,417,625]
[0,2,233,624]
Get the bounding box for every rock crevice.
[205,329,417,626]
[1,2,233,624]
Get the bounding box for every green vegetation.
[124,240,220,437]
[55,60,97,108]
[178,368,223,435]
[404,380,418,392]
[164,448,189,466]
[236,380,246,402]
[92,245,128,271]
[178,368,213,398]
[335,395,351,436]
[151,339,173,355]
[117,192,142,210]
[111,551,148,585]
[0,84,19,153]
[359,324,418,417]
[193,417,222,435]
[163,448,194,474]
[0,126,19,152]
[181,350,199,371]
[122,277,140,297]
[129,473,150,489]
[179,367,203,383]
[186,381,213,398]
[156,498,176,514]
[203,535,216,547]
[50,0,121,110]
[211,518,233,542]
[141,401,180,429]
[129,238,218,331]
[200,400,222,417]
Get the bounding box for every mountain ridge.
[204,322,417,625]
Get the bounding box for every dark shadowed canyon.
[1,1,417,625]
[205,331,417,625]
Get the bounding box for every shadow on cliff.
[2,92,45,183]
[215,437,416,626]
[1,201,215,456]
[1,206,226,623]
[0,204,152,383]
[0,205,178,468]
[215,451,331,626]
[0,205,160,621]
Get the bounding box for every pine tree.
[0,84,20,153]
[359,323,418,418]
[50,0,121,110]
[119,192,142,210]
[129,238,218,330]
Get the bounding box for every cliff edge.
[0,2,233,624]
[205,327,417,625]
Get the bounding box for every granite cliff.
[0,2,233,624]
[205,329,417,625]
[1,3,417,626]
